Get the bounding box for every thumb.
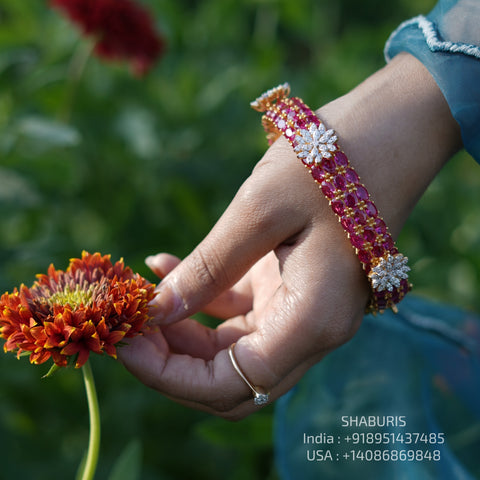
[150,139,314,325]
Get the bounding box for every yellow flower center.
[47,284,96,308]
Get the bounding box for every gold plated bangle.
[251,83,411,313]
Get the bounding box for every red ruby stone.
[350,234,364,249]
[334,175,347,191]
[311,166,323,182]
[375,297,388,310]
[355,185,369,201]
[390,289,401,303]
[374,218,387,234]
[344,193,357,208]
[341,216,355,233]
[372,244,384,257]
[321,181,336,199]
[322,158,336,174]
[382,236,394,251]
[365,201,378,217]
[375,289,386,300]
[297,118,307,128]
[363,227,376,243]
[334,151,348,167]
[331,200,345,215]
[345,168,359,183]
[357,249,371,264]
[354,210,367,225]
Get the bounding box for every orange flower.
[0,251,156,368]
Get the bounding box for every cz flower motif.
[0,251,156,368]
[50,0,165,75]
[294,123,337,165]
[369,253,410,292]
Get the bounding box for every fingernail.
[149,275,187,325]
[145,255,157,270]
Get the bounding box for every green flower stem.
[79,360,101,480]
[60,39,93,123]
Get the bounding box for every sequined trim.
[385,15,480,61]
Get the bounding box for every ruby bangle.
[251,83,411,313]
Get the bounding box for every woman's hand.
[119,136,369,419]
[118,53,461,419]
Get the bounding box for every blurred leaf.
[41,363,61,379]
[0,48,39,78]
[0,167,41,206]
[16,115,81,150]
[114,105,161,160]
[75,451,88,480]
[107,439,142,480]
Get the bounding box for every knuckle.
[233,177,278,234]
[190,247,230,293]
[312,310,364,352]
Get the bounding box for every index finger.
[149,138,325,325]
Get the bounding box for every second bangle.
[251,83,411,313]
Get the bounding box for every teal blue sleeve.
[384,0,480,163]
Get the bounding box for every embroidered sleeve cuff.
[384,2,480,163]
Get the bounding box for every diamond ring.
[228,343,270,406]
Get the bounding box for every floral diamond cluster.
[294,124,338,165]
[369,254,410,292]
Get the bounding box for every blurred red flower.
[50,0,165,75]
[0,251,156,368]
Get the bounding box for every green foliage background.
[0,0,479,478]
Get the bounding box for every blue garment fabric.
[274,296,480,480]
[384,0,480,163]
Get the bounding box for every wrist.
[317,52,462,237]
